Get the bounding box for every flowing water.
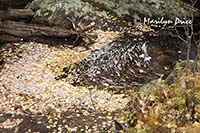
[59,34,197,89]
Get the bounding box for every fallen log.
[0,0,33,10]
[0,9,34,21]
[0,34,21,43]
[0,21,95,45]
[1,21,84,37]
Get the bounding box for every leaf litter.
[0,30,128,132]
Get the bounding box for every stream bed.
[0,30,198,132]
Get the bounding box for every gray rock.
[29,0,192,31]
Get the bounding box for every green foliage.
[123,111,136,125]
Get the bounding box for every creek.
[59,34,197,89]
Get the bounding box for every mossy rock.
[29,0,192,31]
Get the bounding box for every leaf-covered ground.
[0,30,200,132]
[0,30,128,132]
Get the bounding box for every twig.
[88,86,97,111]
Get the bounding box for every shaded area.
[0,0,33,10]
[0,108,116,132]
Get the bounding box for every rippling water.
[60,34,197,89]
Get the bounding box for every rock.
[29,0,194,31]
[58,34,197,89]
[29,0,113,30]
[87,0,190,19]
